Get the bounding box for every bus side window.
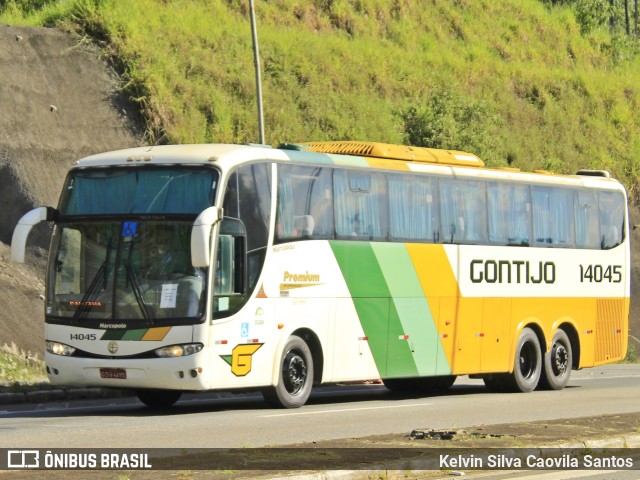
[488,182,531,246]
[334,170,387,240]
[575,190,600,249]
[389,173,439,242]
[439,179,461,243]
[222,172,240,219]
[599,191,625,249]
[440,178,486,244]
[509,185,531,246]
[222,163,271,293]
[461,180,487,243]
[216,235,234,296]
[213,218,247,317]
[276,165,334,242]
[533,186,575,248]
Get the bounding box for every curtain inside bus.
[61,168,217,215]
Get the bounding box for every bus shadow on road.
[0,380,583,419]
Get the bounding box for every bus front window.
[48,222,207,324]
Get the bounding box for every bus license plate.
[100,368,126,379]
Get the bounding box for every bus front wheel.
[263,335,314,408]
[505,327,541,393]
[135,389,182,409]
[539,329,572,390]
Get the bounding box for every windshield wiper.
[72,236,113,322]
[124,261,154,325]
[72,261,107,322]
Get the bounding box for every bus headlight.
[154,343,203,358]
[46,341,76,356]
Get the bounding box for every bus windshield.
[47,221,207,324]
[59,166,217,215]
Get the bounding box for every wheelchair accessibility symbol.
[122,222,138,237]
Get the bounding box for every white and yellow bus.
[11,141,629,408]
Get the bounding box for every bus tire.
[135,389,182,409]
[539,329,572,390]
[263,336,313,408]
[505,327,541,393]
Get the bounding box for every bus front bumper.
[44,350,211,391]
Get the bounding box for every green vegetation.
[0,343,47,390]
[2,0,640,201]
[624,343,639,363]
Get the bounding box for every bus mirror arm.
[191,206,223,268]
[10,206,58,263]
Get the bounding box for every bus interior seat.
[294,215,315,236]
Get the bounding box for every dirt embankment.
[0,24,144,354]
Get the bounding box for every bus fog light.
[46,341,76,356]
[155,343,203,358]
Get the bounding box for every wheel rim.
[551,342,568,377]
[283,350,307,395]
[519,341,537,379]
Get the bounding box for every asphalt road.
[1,364,639,449]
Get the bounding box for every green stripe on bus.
[100,329,148,341]
[370,243,421,377]
[330,241,419,378]
[101,330,124,340]
[121,329,148,341]
[371,243,451,376]
[330,241,389,376]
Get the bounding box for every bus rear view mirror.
[11,206,58,263]
[191,206,223,267]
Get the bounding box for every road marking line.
[571,375,640,382]
[262,402,430,418]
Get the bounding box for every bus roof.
[71,143,259,167]
[70,142,623,191]
[292,141,484,167]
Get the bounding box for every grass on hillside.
[0,343,48,391]
[2,0,640,199]
[624,345,639,363]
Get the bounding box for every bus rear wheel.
[263,336,313,408]
[504,327,541,392]
[539,329,572,390]
[135,389,182,409]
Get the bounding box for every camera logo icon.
[7,450,39,469]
